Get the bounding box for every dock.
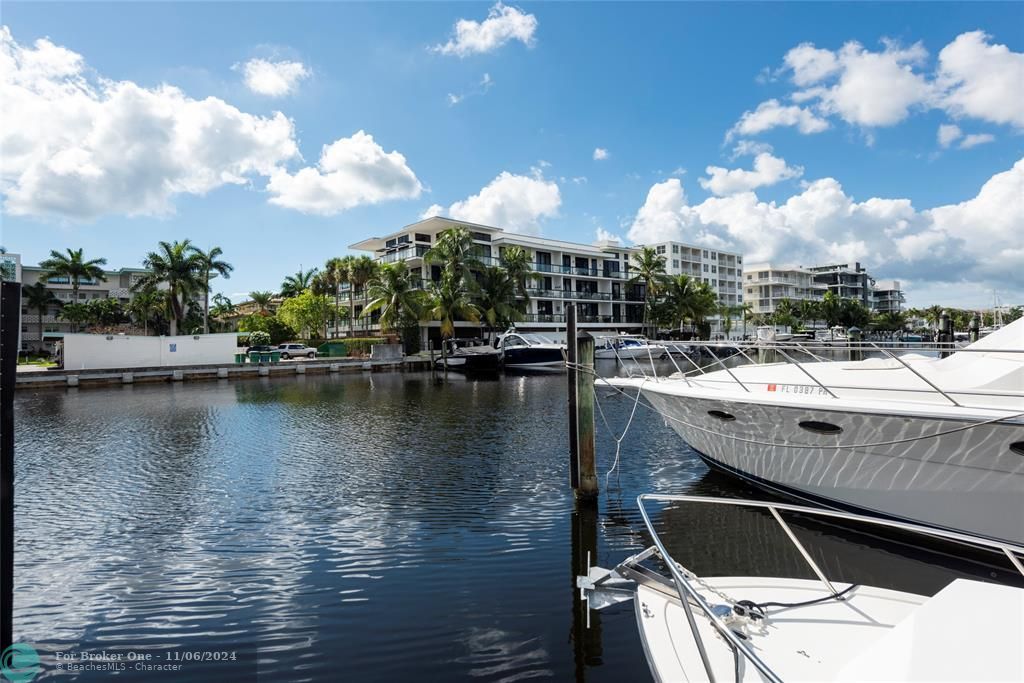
[15,356,434,389]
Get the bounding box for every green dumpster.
[260,352,272,364]
[249,351,260,364]
[234,352,246,364]
[270,351,282,363]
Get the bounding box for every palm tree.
[128,286,167,335]
[209,293,236,332]
[189,246,233,335]
[39,248,108,331]
[280,268,317,298]
[772,297,797,329]
[324,257,347,337]
[689,282,719,337]
[662,274,699,332]
[923,305,944,330]
[475,266,521,339]
[629,247,667,338]
[338,256,357,337]
[133,240,204,336]
[499,245,536,311]
[362,262,423,334]
[349,256,379,333]
[820,291,842,328]
[422,271,481,371]
[737,302,754,340]
[248,291,274,313]
[718,302,734,339]
[24,281,59,352]
[799,299,820,333]
[424,226,481,285]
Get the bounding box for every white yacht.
[603,319,1024,546]
[594,334,669,360]
[580,494,1024,683]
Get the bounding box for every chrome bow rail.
[596,494,1024,683]
[604,339,1024,411]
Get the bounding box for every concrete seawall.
[16,357,433,389]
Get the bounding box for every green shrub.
[248,330,271,346]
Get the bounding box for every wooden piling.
[567,304,598,500]
[1,281,20,653]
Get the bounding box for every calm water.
[13,363,1015,681]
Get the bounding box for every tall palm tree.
[24,281,60,352]
[662,274,699,332]
[688,282,719,337]
[128,286,167,335]
[324,257,347,337]
[499,245,536,311]
[209,293,236,332]
[338,256,357,337]
[422,271,481,372]
[737,302,754,339]
[475,266,521,339]
[820,291,842,328]
[362,262,423,334]
[280,268,317,298]
[424,226,481,285]
[799,299,820,333]
[190,245,233,335]
[349,256,379,333]
[39,248,108,331]
[133,240,204,336]
[249,291,274,313]
[629,247,667,338]
[923,304,944,330]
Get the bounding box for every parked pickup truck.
[278,343,317,359]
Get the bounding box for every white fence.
[59,333,237,370]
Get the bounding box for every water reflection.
[12,367,1001,682]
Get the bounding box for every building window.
[703,264,709,272]
[414,233,431,242]
[672,245,679,254]
[702,250,708,258]
[711,266,717,273]
[672,260,679,269]
[656,245,666,255]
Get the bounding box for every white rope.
[592,377,646,486]
[568,361,1024,451]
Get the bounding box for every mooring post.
[969,313,980,343]
[567,303,598,500]
[939,310,951,359]
[1,281,21,653]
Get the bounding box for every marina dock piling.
[566,304,598,501]
[1,281,20,653]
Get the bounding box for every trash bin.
[270,351,282,363]
[249,351,260,364]
[260,352,272,364]
[234,352,246,364]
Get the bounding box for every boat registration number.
[766,384,829,396]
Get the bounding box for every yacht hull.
[641,390,1024,547]
[502,346,565,367]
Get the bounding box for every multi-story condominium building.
[643,241,743,337]
[742,264,827,317]
[872,280,905,313]
[809,262,873,308]
[0,252,21,283]
[347,216,648,345]
[17,260,153,352]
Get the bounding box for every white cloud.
[593,147,609,161]
[937,30,1024,128]
[728,99,829,139]
[420,203,445,219]
[959,133,995,149]
[732,31,1023,141]
[266,130,422,215]
[729,140,773,160]
[432,170,560,235]
[809,40,931,127]
[235,57,310,97]
[595,227,621,243]
[0,26,299,219]
[446,72,494,106]
[937,123,962,148]
[699,153,803,196]
[627,158,1024,296]
[433,3,538,57]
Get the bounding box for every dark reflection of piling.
[569,499,602,682]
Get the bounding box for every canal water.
[12,362,1014,681]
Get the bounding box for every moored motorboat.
[496,328,566,369]
[434,338,501,372]
[594,334,668,360]
[603,319,1024,546]
[579,494,1024,683]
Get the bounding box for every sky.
[1,2,1022,308]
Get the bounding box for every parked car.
[278,343,317,359]
[246,345,274,354]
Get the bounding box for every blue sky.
[2,2,1022,307]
